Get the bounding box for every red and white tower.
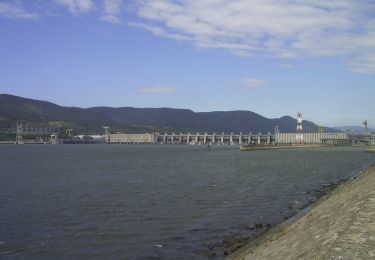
[296,112,304,144]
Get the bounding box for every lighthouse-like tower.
[102,126,110,143]
[296,112,304,144]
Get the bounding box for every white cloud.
[132,0,375,73]
[348,54,375,74]
[139,86,177,93]
[0,2,39,19]
[4,1,374,73]
[54,0,95,14]
[101,0,123,24]
[242,78,266,89]
[128,22,192,41]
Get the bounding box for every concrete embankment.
[228,163,375,260]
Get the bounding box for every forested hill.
[0,94,338,134]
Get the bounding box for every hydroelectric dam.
[106,132,362,145]
[9,115,374,146]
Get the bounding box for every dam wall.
[107,132,350,145]
[229,164,375,259]
[275,132,349,145]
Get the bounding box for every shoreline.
[226,161,375,260]
[240,144,329,151]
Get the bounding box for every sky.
[0,0,374,127]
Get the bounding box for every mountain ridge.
[0,94,339,134]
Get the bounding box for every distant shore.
[227,162,375,259]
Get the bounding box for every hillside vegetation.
[0,94,337,134]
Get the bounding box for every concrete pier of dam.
[227,163,375,260]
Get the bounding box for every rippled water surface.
[0,145,374,259]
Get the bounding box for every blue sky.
[0,0,374,127]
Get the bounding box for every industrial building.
[108,133,156,144]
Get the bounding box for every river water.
[0,145,374,259]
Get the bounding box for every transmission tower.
[16,122,23,144]
[66,128,73,137]
[296,112,304,144]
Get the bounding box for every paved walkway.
[229,164,375,260]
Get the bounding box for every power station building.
[108,133,156,144]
